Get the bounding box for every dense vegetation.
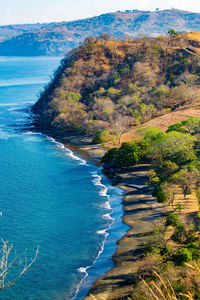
[34,32,200,140]
[102,118,200,299]
[1,9,200,56]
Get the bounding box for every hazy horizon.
[0,0,199,26]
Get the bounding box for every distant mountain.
[0,9,200,56]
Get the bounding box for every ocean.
[0,56,127,299]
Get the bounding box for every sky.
[0,0,199,26]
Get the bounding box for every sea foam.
[73,170,114,299]
[44,136,114,300]
[46,136,87,165]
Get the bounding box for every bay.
[0,56,126,300]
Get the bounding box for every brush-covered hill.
[33,32,200,142]
[1,9,200,56]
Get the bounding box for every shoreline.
[58,136,165,299]
[42,133,128,299]
[38,131,165,299]
[84,164,164,300]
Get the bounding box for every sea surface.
[0,56,127,299]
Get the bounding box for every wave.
[46,136,87,165]
[73,171,114,299]
[0,101,33,107]
[0,80,47,88]
[42,135,114,299]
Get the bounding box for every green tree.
[172,167,199,197]
[168,28,178,36]
[149,131,195,166]
[174,248,192,265]
[175,202,184,214]
[166,212,182,227]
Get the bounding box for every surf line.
[73,171,114,299]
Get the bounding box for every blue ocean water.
[0,56,127,300]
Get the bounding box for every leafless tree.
[0,239,38,290]
[111,111,132,145]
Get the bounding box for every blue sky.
[0,0,199,25]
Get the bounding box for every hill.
[1,9,200,56]
[33,32,200,144]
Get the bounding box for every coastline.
[39,131,165,299]
[83,164,164,300]
[42,133,128,299]
[57,136,165,299]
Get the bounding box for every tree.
[149,131,195,166]
[111,110,131,145]
[166,212,182,227]
[168,28,178,36]
[175,202,184,214]
[174,248,192,265]
[0,240,38,290]
[172,167,199,197]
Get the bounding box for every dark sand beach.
[84,164,164,300]
[48,135,165,299]
[58,136,164,299]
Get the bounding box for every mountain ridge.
[1,9,200,56]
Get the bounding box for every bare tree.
[111,111,132,145]
[0,239,38,290]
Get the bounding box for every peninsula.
[33,31,200,299]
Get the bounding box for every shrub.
[102,139,148,167]
[173,248,193,265]
[172,280,185,293]
[188,243,200,260]
[101,147,118,164]
[160,246,173,256]
[156,190,168,203]
[167,122,188,133]
[114,140,147,167]
[136,126,164,137]
[165,213,182,227]
[171,225,187,243]
[92,129,110,144]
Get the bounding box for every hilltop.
[33,31,200,144]
[1,9,200,56]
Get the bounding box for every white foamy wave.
[100,186,108,197]
[0,101,33,107]
[65,149,87,165]
[0,79,47,87]
[97,229,109,237]
[101,201,112,210]
[103,213,114,221]
[23,131,42,136]
[72,171,115,299]
[72,267,90,300]
[91,172,110,199]
[78,267,89,274]
[45,135,87,165]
